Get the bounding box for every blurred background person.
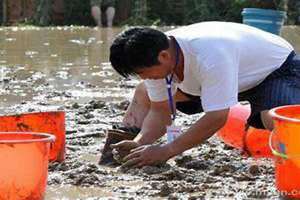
[90,0,116,27]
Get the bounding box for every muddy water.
[0,26,299,199]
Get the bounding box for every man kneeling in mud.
[107,22,300,168]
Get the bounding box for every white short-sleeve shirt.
[144,22,294,112]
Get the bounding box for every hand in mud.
[110,140,140,164]
[122,144,170,168]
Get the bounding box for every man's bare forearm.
[165,109,229,158]
[134,109,171,145]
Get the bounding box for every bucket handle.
[269,131,288,159]
[269,131,300,159]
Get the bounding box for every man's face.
[135,50,173,80]
[135,63,172,80]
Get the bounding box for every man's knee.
[260,110,274,131]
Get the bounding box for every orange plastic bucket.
[270,105,300,198]
[217,103,250,149]
[0,132,55,200]
[0,111,65,162]
[217,103,272,158]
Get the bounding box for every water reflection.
[0,27,126,107]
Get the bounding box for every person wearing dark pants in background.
[90,0,116,27]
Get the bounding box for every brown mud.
[0,26,299,199]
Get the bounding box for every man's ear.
[158,50,171,64]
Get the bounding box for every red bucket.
[0,111,65,162]
[270,105,300,198]
[217,103,272,158]
[0,132,55,200]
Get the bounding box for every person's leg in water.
[91,5,102,27]
[106,6,115,27]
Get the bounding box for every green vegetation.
[6,0,300,26]
[126,0,298,26]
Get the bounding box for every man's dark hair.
[109,27,169,78]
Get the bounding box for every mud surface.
[0,26,299,199]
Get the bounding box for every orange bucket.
[0,132,55,200]
[0,111,65,162]
[270,105,300,198]
[217,103,250,149]
[217,103,272,158]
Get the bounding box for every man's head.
[109,27,173,79]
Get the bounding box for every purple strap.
[165,40,180,121]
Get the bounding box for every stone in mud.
[75,173,101,186]
[223,143,235,150]
[76,119,91,125]
[66,129,77,134]
[84,113,94,119]
[188,196,202,200]
[142,165,169,175]
[72,102,80,109]
[48,174,63,184]
[234,172,256,181]
[159,182,173,197]
[185,160,209,170]
[27,108,35,112]
[150,181,160,190]
[167,194,179,200]
[210,164,236,176]
[56,163,69,171]
[89,100,106,109]
[185,176,196,183]
[174,154,193,167]
[77,109,87,115]
[66,145,81,152]
[161,169,185,181]
[248,164,261,176]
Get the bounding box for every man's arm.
[121,108,230,167]
[165,108,229,158]
[134,100,172,145]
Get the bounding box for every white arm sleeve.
[144,79,178,102]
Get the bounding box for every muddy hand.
[122,144,170,168]
[110,140,140,163]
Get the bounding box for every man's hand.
[110,140,140,163]
[122,144,171,168]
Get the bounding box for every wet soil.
[0,26,299,199]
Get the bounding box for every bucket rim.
[269,105,300,123]
[0,111,65,118]
[0,132,56,144]
[242,8,287,16]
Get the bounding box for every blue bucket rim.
[242,8,286,17]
